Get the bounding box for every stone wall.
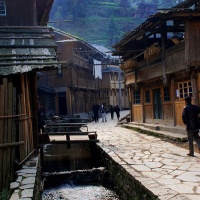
[96,145,158,200]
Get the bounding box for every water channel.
[41,143,120,199]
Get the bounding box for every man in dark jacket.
[182,96,200,156]
[92,102,99,122]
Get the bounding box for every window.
[133,90,140,104]
[0,1,6,16]
[145,90,150,103]
[178,81,192,99]
[164,87,170,101]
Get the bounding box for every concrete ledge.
[129,122,186,134]
[123,122,187,142]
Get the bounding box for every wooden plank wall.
[175,101,185,126]
[144,104,153,123]
[0,74,34,192]
[162,103,173,121]
[133,105,143,122]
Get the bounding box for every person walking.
[115,105,120,120]
[110,105,114,120]
[101,103,107,122]
[182,96,200,156]
[92,102,99,122]
[38,104,45,133]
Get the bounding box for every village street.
[86,110,200,200]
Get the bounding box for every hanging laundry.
[93,59,102,79]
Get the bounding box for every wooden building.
[113,0,200,126]
[0,0,57,192]
[89,44,129,109]
[37,29,106,117]
[99,65,129,109]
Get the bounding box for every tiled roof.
[0,27,58,75]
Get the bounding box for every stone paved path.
[87,110,200,200]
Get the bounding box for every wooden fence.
[0,74,35,192]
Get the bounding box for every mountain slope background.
[49,0,183,49]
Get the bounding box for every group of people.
[92,103,120,123]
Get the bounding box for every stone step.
[129,122,186,134]
[125,122,187,141]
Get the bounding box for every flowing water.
[42,184,119,200]
[42,143,120,199]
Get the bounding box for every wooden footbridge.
[39,122,99,146]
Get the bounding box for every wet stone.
[21,177,35,185]
[16,176,23,183]
[10,182,20,190]
[19,184,35,189]
[10,192,20,200]
[21,189,34,198]
[17,168,37,174]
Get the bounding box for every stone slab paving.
[87,110,200,200]
[9,157,38,200]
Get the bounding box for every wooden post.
[141,85,145,123]
[7,79,13,185]
[0,80,4,191]
[131,85,134,122]
[25,74,34,152]
[161,21,167,86]
[171,76,176,126]
[31,72,39,148]
[11,84,17,181]
[64,127,71,148]
[3,78,9,189]
[191,70,199,106]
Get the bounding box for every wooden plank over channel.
[0,80,4,191]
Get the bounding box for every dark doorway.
[58,92,67,115]
[153,88,162,119]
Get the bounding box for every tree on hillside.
[67,0,79,11]
[119,0,130,8]
[108,19,118,46]
[73,0,89,20]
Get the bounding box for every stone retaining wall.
[96,145,158,200]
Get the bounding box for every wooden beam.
[0,114,26,119]
[0,141,24,149]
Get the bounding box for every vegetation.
[49,0,183,48]
[0,189,10,200]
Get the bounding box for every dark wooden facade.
[113,0,200,126]
[38,30,106,117]
[0,0,57,193]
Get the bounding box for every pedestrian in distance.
[38,104,45,133]
[101,103,107,122]
[110,105,114,120]
[92,102,99,122]
[182,96,200,157]
[115,105,120,120]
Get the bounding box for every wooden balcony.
[73,54,89,69]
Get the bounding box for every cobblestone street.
[87,110,200,200]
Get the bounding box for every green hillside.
[49,0,183,48]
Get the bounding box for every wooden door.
[58,92,67,115]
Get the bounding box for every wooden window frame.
[133,90,140,104]
[0,1,6,16]
[145,90,150,103]
[164,87,170,102]
[178,81,192,99]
